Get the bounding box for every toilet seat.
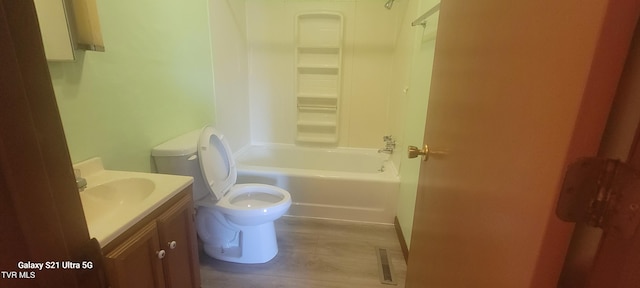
[199,184,289,210]
[217,184,290,213]
[198,126,237,200]
[197,127,290,212]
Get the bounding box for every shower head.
[384,0,395,9]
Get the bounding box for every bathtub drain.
[375,247,397,285]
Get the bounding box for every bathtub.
[234,144,400,224]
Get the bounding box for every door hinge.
[557,158,640,239]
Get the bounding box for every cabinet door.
[33,0,75,61]
[157,194,201,288]
[104,222,166,288]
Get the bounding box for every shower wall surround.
[246,0,406,148]
[209,0,251,152]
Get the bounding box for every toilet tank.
[152,129,209,202]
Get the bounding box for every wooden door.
[0,1,104,287]
[405,0,640,287]
[584,18,640,287]
[156,192,201,288]
[104,222,166,288]
[559,16,640,287]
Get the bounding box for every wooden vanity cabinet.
[104,222,165,287]
[157,192,200,287]
[103,187,200,288]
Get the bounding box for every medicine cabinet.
[33,0,104,61]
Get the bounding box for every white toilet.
[152,126,291,264]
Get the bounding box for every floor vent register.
[375,247,397,285]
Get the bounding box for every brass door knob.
[408,145,430,161]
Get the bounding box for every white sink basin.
[84,178,155,204]
[74,158,193,247]
[80,178,155,224]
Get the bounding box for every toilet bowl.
[152,126,291,264]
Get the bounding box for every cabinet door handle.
[156,249,166,259]
[168,241,177,250]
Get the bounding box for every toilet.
[151,126,291,264]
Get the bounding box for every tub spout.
[378,147,393,154]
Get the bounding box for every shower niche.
[295,12,343,144]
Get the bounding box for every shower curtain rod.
[411,3,440,27]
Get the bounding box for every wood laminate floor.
[200,216,407,288]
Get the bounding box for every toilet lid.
[198,126,237,201]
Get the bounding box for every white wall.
[209,0,251,152]
[245,0,405,148]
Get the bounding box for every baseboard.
[393,216,409,264]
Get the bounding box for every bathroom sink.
[74,157,193,247]
[80,178,155,223]
[83,178,155,204]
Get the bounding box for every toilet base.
[202,221,279,264]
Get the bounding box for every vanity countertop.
[74,157,193,247]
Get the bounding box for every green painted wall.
[395,0,439,248]
[397,37,437,247]
[49,0,215,172]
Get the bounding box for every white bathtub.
[234,144,399,224]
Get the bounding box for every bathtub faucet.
[378,135,396,154]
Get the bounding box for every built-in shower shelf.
[297,13,342,47]
[297,46,340,50]
[296,134,338,144]
[297,93,337,99]
[297,65,340,70]
[295,11,343,145]
[296,120,337,127]
[297,47,340,67]
[297,106,337,110]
